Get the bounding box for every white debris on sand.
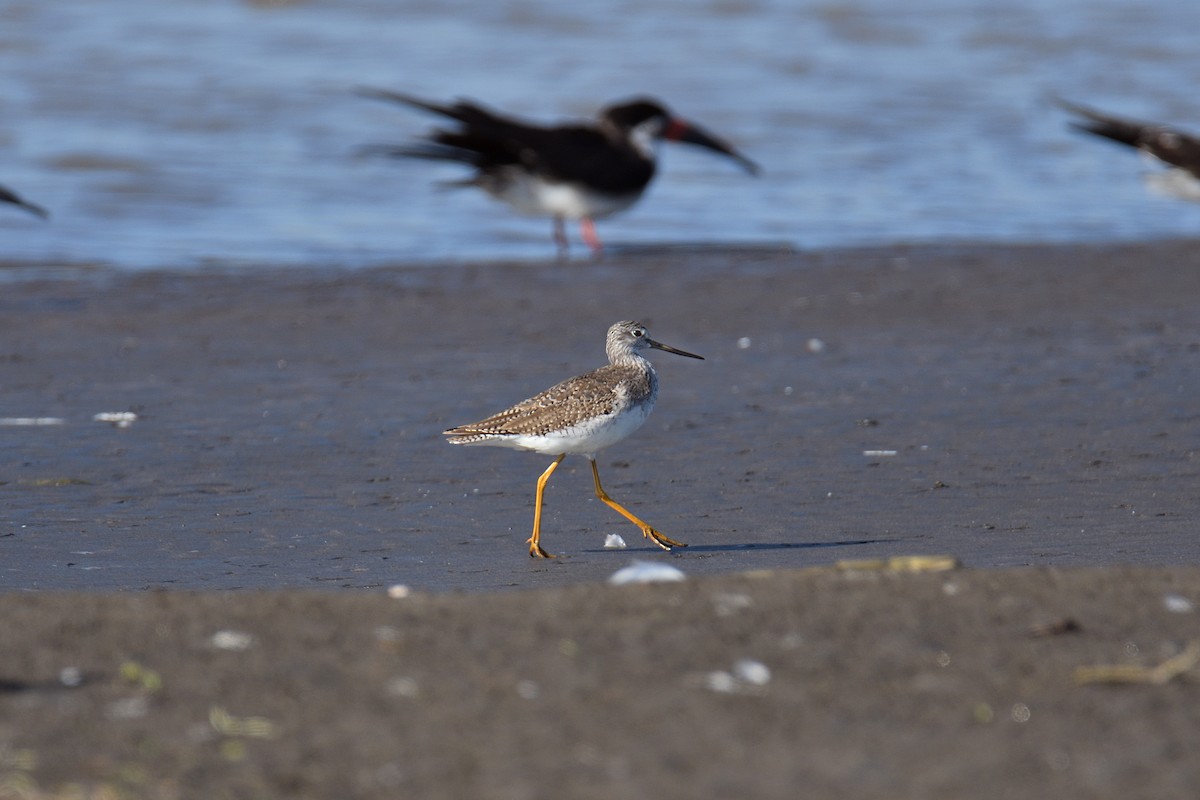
[608,560,685,585]
[603,534,627,549]
[210,630,255,651]
[58,666,84,687]
[1162,594,1193,613]
[93,411,138,428]
[694,659,772,694]
[733,659,772,686]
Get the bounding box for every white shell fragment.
[59,666,84,687]
[0,417,65,426]
[603,534,627,549]
[387,584,412,599]
[1162,594,1194,613]
[696,659,772,694]
[608,560,686,585]
[733,659,771,686]
[93,411,138,428]
[210,630,255,651]
[863,450,897,457]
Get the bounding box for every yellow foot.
[527,538,557,559]
[644,527,687,551]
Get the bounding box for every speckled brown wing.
[444,364,649,442]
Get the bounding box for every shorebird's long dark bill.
[647,337,704,360]
[665,119,760,175]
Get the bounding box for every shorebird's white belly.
[469,402,654,457]
[490,173,642,220]
[1144,168,1200,202]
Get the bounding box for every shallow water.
[1,0,1199,270]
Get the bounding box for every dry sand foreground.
[0,567,1198,799]
[1,239,1200,797]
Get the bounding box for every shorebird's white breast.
[489,170,642,220]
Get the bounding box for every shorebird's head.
[599,98,759,175]
[607,320,705,364]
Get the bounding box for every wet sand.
[2,240,1200,797]
[4,239,1200,590]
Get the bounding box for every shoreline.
[1,231,1198,281]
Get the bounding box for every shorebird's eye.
[633,329,644,337]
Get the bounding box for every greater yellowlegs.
[444,320,704,558]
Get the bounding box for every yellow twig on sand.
[1074,641,1200,686]
[834,555,961,573]
[209,706,277,738]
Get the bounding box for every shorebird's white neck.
[608,349,652,370]
[627,119,664,161]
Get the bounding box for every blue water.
[1,0,1198,270]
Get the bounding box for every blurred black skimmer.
[0,183,47,218]
[1060,99,1200,202]
[358,89,759,255]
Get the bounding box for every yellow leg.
[528,455,565,558]
[589,459,687,551]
